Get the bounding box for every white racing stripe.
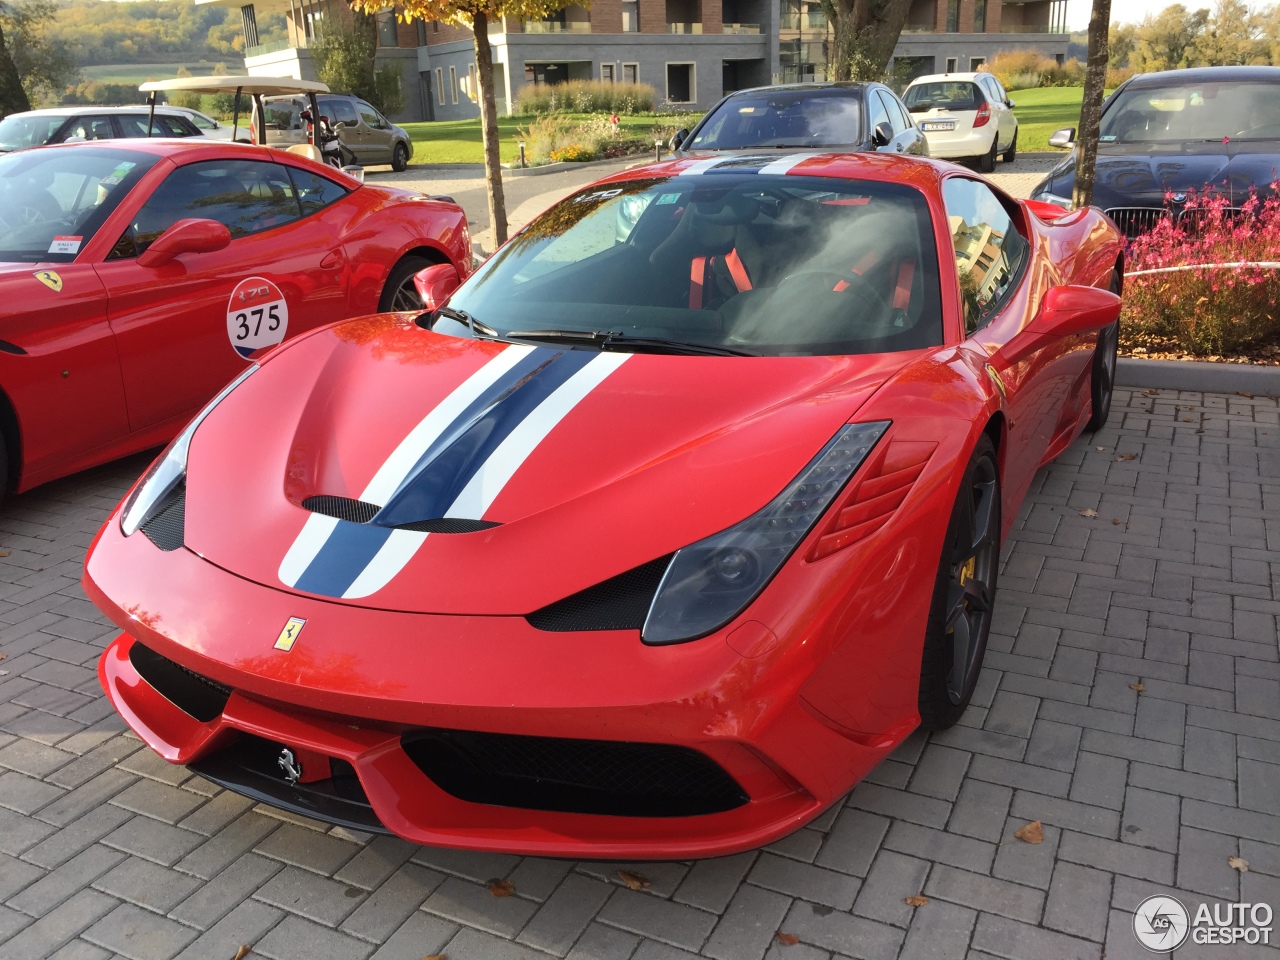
[678,155,739,176]
[278,513,339,588]
[341,529,429,599]
[447,352,631,520]
[757,153,816,175]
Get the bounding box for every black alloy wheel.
[1087,270,1122,431]
[918,435,1001,729]
[378,255,431,313]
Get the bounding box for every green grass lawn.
[1008,86,1107,152]
[402,113,702,165]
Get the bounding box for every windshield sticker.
[48,236,82,255]
[33,270,62,292]
[656,193,681,205]
[227,277,289,359]
[1099,135,1117,142]
[100,162,136,186]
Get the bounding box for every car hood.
[1041,142,1280,207]
[182,315,917,615]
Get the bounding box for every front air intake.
[402,728,748,817]
[527,555,673,632]
[141,483,186,552]
[128,641,230,722]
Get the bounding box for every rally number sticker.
[227,277,288,359]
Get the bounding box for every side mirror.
[1006,99,1016,109]
[1048,127,1076,149]
[413,262,461,311]
[138,218,231,268]
[873,121,894,147]
[669,128,689,151]
[1028,285,1121,337]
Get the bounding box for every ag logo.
[274,616,306,651]
[1134,895,1190,952]
[227,277,288,359]
[33,270,62,292]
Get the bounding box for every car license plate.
[921,121,956,132]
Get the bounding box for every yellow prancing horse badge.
[33,270,62,292]
[274,617,306,651]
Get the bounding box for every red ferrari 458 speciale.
[0,139,469,495]
[87,152,1123,858]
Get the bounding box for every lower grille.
[527,555,673,632]
[141,483,186,551]
[191,732,387,834]
[402,728,749,817]
[129,641,230,722]
[1104,206,1168,238]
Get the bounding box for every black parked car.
[1031,66,1280,237]
[670,83,929,158]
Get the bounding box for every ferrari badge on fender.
[33,270,63,292]
[274,617,306,651]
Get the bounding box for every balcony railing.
[246,38,297,57]
[1000,23,1058,32]
[667,21,703,32]
[779,12,827,29]
[722,22,761,33]
[523,20,591,32]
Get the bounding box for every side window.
[357,101,383,128]
[62,116,116,141]
[287,166,348,216]
[877,91,907,133]
[112,159,302,259]
[329,99,359,125]
[867,91,891,138]
[155,115,193,137]
[942,178,1029,335]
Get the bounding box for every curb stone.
[1116,357,1280,393]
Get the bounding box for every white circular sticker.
[1133,895,1190,953]
[227,277,288,359]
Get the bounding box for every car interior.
[1101,81,1280,142]
[449,175,944,357]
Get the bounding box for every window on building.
[449,65,458,104]
[622,0,638,31]
[435,67,444,105]
[468,63,477,100]
[945,57,958,73]
[376,10,398,47]
[666,63,694,103]
[416,19,427,43]
[970,57,986,70]
[946,0,959,32]
[602,63,615,82]
[623,62,638,83]
[973,0,986,32]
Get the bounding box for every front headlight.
[642,421,890,645]
[120,365,258,537]
[1036,192,1074,210]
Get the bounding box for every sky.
[1066,0,1262,30]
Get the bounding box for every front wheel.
[392,142,409,172]
[379,255,431,312]
[977,137,998,173]
[1087,270,1123,431]
[1002,128,1018,163]
[918,435,1001,730]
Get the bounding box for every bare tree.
[1073,0,1112,209]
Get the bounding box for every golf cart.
[137,76,365,181]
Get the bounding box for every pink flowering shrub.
[1122,186,1280,356]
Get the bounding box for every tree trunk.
[825,0,912,81]
[1073,0,1112,209]
[0,24,31,116]
[472,11,507,248]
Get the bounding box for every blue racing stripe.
[292,520,394,598]
[372,346,595,527]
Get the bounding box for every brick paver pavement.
[1,386,1277,960]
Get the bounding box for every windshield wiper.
[435,305,501,340]
[510,328,754,357]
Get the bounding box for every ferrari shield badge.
[984,363,1008,400]
[274,616,306,651]
[33,270,62,292]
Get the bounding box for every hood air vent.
[302,495,499,533]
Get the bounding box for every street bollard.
[519,141,526,169]
[655,140,662,162]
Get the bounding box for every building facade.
[204,0,1067,122]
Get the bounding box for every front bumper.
[87,514,906,859]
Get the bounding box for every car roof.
[3,106,193,118]
[29,139,271,161]
[1126,65,1280,86]
[720,81,880,98]
[907,73,990,85]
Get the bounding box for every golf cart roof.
[139,76,330,97]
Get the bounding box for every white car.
[164,106,235,141]
[902,72,1018,172]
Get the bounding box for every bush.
[515,80,656,115]
[549,143,595,162]
[984,50,1084,89]
[1122,187,1280,356]
[1105,66,1137,89]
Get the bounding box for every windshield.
[688,91,864,149]
[442,171,943,357]
[903,81,983,112]
[0,147,158,263]
[0,114,71,152]
[1099,80,1280,143]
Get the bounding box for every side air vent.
[401,728,749,817]
[141,483,186,552]
[128,641,230,722]
[527,555,673,632]
[302,496,499,534]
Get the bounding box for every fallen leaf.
[1079,508,1098,518]
[1096,445,1105,451]
[231,947,251,960]
[1014,820,1044,844]
[774,932,800,946]
[1112,519,1123,525]
[1182,418,1195,422]
[0,549,9,557]
[1115,453,1137,461]
[905,895,929,907]
[1195,429,1205,434]
[1130,683,1146,693]
[1228,856,1249,873]
[617,870,651,891]
[1142,389,1158,396]
[1238,391,1254,399]
[487,879,515,898]
[420,955,447,960]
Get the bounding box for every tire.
[378,255,432,313]
[1087,269,1123,431]
[977,136,998,173]
[918,435,1001,730]
[392,142,409,173]
[1002,128,1018,163]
